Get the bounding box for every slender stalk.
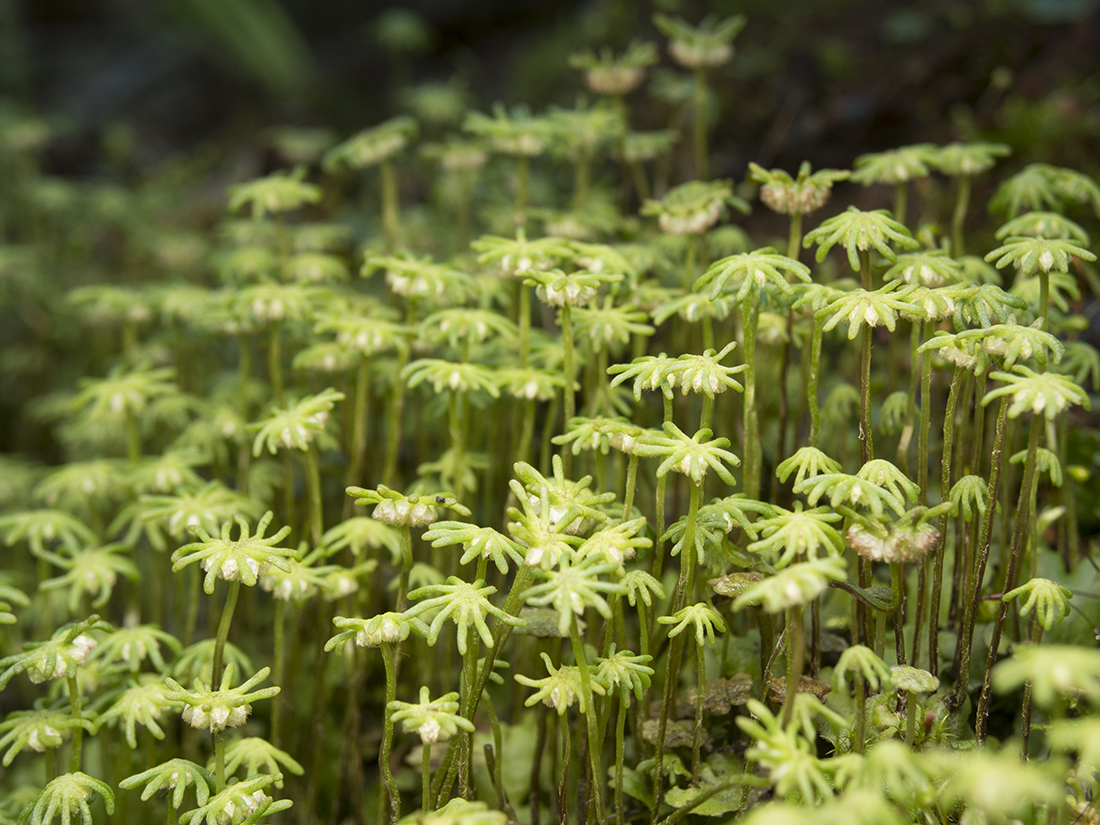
[741,296,761,500]
[652,631,685,825]
[894,181,908,228]
[570,619,606,823]
[214,735,226,793]
[904,691,920,747]
[268,320,284,407]
[516,156,530,230]
[1038,270,1050,328]
[529,704,548,825]
[561,303,576,477]
[614,693,628,825]
[859,324,875,464]
[1019,620,1043,759]
[853,673,867,754]
[517,281,532,369]
[781,606,805,728]
[976,413,1044,742]
[422,743,432,813]
[346,354,371,493]
[808,318,824,447]
[929,366,964,675]
[558,715,571,825]
[383,338,412,488]
[66,674,83,772]
[212,579,241,683]
[304,445,324,550]
[692,639,707,779]
[917,321,935,499]
[673,482,702,612]
[396,526,413,613]
[517,398,536,466]
[380,642,400,824]
[950,175,971,258]
[272,599,286,749]
[622,453,639,520]
[951,397,1009,711]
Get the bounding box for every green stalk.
[517,281,532,368]
[691,639,707,779]
[859,324,875,465]
[214,735,226,793]
[976,412,1044,743]
[917,319,933,504]
[1019,619,1043,759]
[447,391,468,503]
[614,693,628,825]
[66,674,83,772]
[808,318,824,448]
[951,396,1009,711]
[558,713,572,823]
[1038,270,1050,328]
[700,394,714,433]
[858,249,875,465]
[652,631,685,825]
[422,743,432,813]
[673,482,702,612]
[780,606,805,729]
[177,565,200,651]
[570,618,606,823]
[268,320,284,407]
[458,643,479,797]
[950,175,971,258]
[560,303,576,478]
[380,642,400,824]
[517,398,536,466]
[904,691,920,747]
[929,366,964,675]
[383,341,412,488]
[894,182,908,228]
[853,672,867,755]
[346,354,371,493]
[396,526,413,613]
[272,599,286,749]
[741,296,761,500]
[515,155,530,231]
[897,323,921,475]
[212,579,241,684]
[622,453,639,520]
[304,445,324,550]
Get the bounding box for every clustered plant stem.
[953,396,1010,710]
[976,412,1044,742]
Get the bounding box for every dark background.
[6,0,1100,179]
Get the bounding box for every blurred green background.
[3,0,1098,176]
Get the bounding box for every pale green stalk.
[976,412,1043,742]
[951,396,1009,711]
[212,579,241,684]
